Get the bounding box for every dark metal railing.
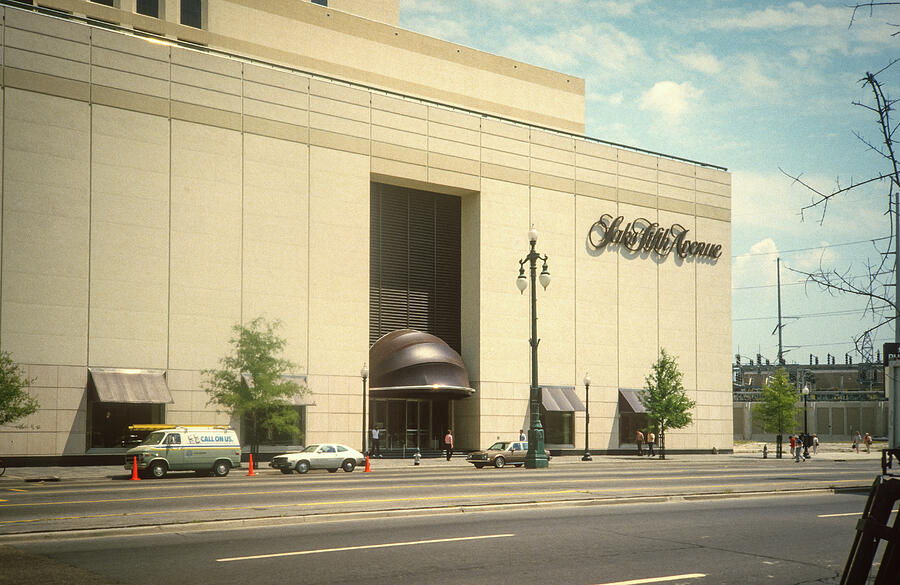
[733,390,887,402]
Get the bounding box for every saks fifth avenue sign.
[588,215,722,261]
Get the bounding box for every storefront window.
[542,410,574,446]
[241,406,306,446]
[619,412,650,445]
[88,402,164,449]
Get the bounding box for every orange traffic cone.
[364,455,371,472]
[247,453,257,476]
[130,456,140,481]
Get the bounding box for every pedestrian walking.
[635,430,644,456]
[444,429,454,461]
[789,435,796,457]
[646,431,656,457]
[519,429,526,441]
[852,431,860,453]
[812,434,818,455]
[370,427,381,456]
[795,440,804,462]
[864,432,872,453]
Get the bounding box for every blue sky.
[399,0,899,366]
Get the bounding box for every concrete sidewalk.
[0,442,888,484]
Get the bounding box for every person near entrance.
[444,429,454,461]
[370,427,381,457]
[519,429,526,441]
[646,430,656,457]
[635,430,644,456]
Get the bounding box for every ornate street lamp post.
[517,226,551,469]
[802,385,810,458]
[582,373,592,461]
[361,364,369,455]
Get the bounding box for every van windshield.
[142,431,167,446]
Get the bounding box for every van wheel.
[149,461,167,479]
[213,460,231,477]
[493,457,505,469]
[341,459,356,472]
[295,461,309,474]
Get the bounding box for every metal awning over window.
[619,389,647,413]
[240,373,316,406]
[89,369,173,404]
[541,386,585,412]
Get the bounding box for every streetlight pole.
[517,226,550,469]
[802,385,810,458]
[582,373,591,461]
[361,364,369,455]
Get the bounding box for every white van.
[125,425,242,479]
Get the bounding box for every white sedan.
[269,443,366,474]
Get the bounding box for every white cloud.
[638,81,702,118]
[593,0,651,17]
[790,49,809,65]
[503,23,645,74]
[675,50,722,75]
[734,55,779,94]
[588,91,624,105]
[733,238,780,290]
[707,2,848,30]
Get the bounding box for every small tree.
[203,317,307,460]
[0,351,38,427]
[640,349,696,460]
[752,367,801,459]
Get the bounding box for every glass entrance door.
[371,398,441,454]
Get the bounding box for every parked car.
[466,441,552,468]
[269,443,366,474]
[124,425,241,479]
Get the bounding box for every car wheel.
[473,463,485,469]
[213,460,231,477]
[149,461,167,479]
[280,468,293,475]
[342,459,356,472]
[328,468,338,473]
[295,461,309,474]
[494,457,505,469]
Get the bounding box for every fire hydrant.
[414,448,421,466]
[763,445,768,459]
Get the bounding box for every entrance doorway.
[371,398,449,455]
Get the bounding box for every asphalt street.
[2,491,872,585]
[0,455,882,537]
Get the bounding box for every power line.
[734,306,891,322]
[732,236,890,259]
[733,270,893,291]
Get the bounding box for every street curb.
[0,484,871,544]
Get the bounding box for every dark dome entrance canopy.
[369,329,474,399]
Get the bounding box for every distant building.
[732,362,887,440]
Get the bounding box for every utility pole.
[884,178,900,449]
[777,258,784,365]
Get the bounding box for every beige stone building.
[0,0,732,462]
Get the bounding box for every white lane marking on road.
[819,509,898,518]
[592,574,706,585]
[216,533,515,562]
